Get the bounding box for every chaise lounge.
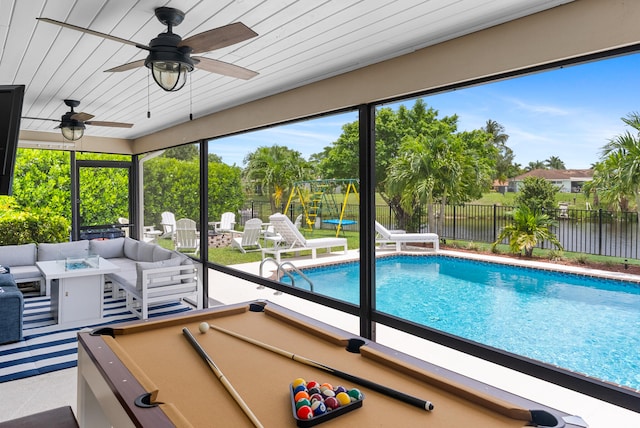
[262,213,348,262]
[375,221,439,251]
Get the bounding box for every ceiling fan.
[37,7,258,92]
[23,99,133,141]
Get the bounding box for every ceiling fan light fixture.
[145,38,194,92]
[61,121,85,141]
[150,60,191,92]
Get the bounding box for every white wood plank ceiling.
[0,0,573,142]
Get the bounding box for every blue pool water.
[284,255,640,391]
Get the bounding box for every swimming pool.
[283,255,640,391]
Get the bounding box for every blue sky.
[210,52,640,170]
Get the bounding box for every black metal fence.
[241,201,640,259]
[431,205,639,259]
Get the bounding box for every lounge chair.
[262,213,348,262]
[375,221,439,251]
[231,218,263,253]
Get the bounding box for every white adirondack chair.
[175,218,200,256]
[160,211,177,239]
[231,218,263,253]
[214,212,236,234]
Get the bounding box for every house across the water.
[509,169,593,193]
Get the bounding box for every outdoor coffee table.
[36,257,120,325]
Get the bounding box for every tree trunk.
[437,195,447,235]
[379,192,411,229]
[634,188,640,225]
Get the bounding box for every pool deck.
[1,249,640,426]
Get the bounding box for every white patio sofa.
[90,237,202,319]
[0,243,44,292]
[0,238,202,319]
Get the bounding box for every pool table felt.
[91,303,551,427]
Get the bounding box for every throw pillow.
[89,238,125,259]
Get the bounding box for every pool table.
[77,300,583,427]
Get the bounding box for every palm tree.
[599,112,640,221]
[492,205,563,257]
[386,133,460,232]
[243,145,312,212]
[484,119,508,145]
[525,161,546,171]
[483,119,513,181]
[386,128,494,233]
[585,156,629,211]
[545,156,566,170]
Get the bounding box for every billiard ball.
[306,381,319,389]
[307,386,321,396]
[336,391,351,406]
[311,400,327,416]
[294,390,310,402]
[296,405,313,420]
[348,388,363,401]
[334,385,347,394]
[309,393,323,403]
[320,382,333,391]
[293,384,307,395]
[198,322,209,333]
[321,389,335,399]
[324,396,340,410]
[292,378,306,389]
[295,398,311,410]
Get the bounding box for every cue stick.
[182,328,264,428]
[207,323,434,412]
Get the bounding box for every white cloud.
[504,96,571,116]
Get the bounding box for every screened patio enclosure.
[9,0,640,414]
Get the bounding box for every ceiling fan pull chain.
[189,73,193,121]
[147,70,151,119]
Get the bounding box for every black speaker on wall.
[0,85,25,196]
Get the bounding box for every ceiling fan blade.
[22,116,60,123]
[193,56,257,80]
[85,121,134,128]
[180,22,257,54]
[105,59,146,73]
[71,112,95,121]
[37,17,149,50]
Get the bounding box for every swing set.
[283,179,359,236]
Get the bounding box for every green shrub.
[466,241,480,251]
[575,254,589,265]
[0,208,69,245]
[547,249,564,261]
